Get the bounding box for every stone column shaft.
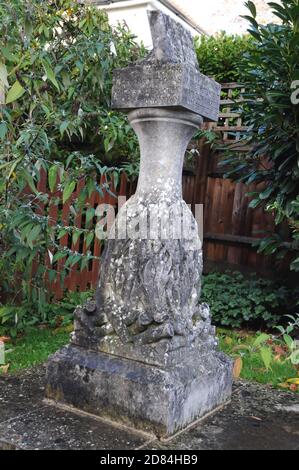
[130,108,203,198]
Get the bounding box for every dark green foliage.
[194,32,253,83]
[201,271,299,328]
[221,0,299,270]
[0,290,93,337]
[0,0,145,166]
[0,0,145,322]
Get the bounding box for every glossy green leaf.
[260,347,272,371]
[42,60,60,91]
[48,165,58,192]
[85,232,94,248]
[253,333,270,348]
[62,180,76,203]
[6,81,25,104]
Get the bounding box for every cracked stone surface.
[1,366,298,450]
[112,11,221,121]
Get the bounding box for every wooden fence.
[30,83,288,299]
[31,170,130,299]
[183,83,280,273]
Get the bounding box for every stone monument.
[46,11,233,438]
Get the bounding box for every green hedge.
[201,271,298,328]
[194,32,253,83]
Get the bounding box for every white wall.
[103,2,153,48]
[97,0,202,49]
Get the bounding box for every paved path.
[0,366,298,450]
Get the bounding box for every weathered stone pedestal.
[46,11,233,438]
[46,343,232,437]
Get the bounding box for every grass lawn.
[0,326,70,374]
[0,326,298,392]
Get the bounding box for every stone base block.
[46,345,232,438]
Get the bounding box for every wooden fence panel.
[30,171,122,299]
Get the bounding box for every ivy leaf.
[42,60,60,91]
[63,180,76,203]
[6,81,25,104]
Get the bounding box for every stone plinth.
[46,345,232,437]
[46,11,232,438]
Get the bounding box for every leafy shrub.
[218,324,299,391]
[0,0,145,309]
[0,0,145,166]
[0,290,93,337]
[221,0,299,270]
[201,271,299,328]
[194,32,253,83]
